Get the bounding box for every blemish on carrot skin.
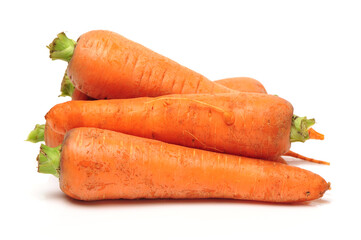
[163,101,170,107]
[78,160,103,170]
[223,111,235,126]
[306,191,310,197]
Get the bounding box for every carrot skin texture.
[70,77,267,101]
[71,88,94,100]
[59,128,329,202]
[67,30,234,99]
[46,93,293,160]
[44,128,288,164]
[216,77,267,94]
[44,123,64,147]
[43,127,289,164]
[69,76,266,101]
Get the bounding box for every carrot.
[37,127,330,202]
[44,93,318,160]
[48,31,235,99]
[216,77,267,94]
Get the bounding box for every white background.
[1,0,360,239]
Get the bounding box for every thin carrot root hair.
[284,150,330,165]
[308,128,325,140]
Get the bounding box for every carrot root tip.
[308,128,325,140]
[47,32,76,62]
[37,144,61,178]
[26,124,45,143]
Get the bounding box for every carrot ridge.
[45,93,294,159]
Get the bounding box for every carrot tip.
[47,32,76,62]
[308,128,325,140]
[26,124,45,143]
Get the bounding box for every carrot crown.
[26,124,45,143]
[290,115,316,143]
[47,32,76,62]
[59,72,75,97]
[37,144,61,178]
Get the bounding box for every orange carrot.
[48,31,235,99]
[216,77,267,94]
[44,93,318,160]
[37,127,330,202]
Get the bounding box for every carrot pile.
[28,30,330,203]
